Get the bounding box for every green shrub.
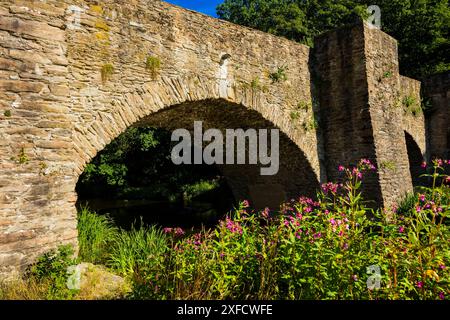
[182,179,220,203]
[27,245,78,300]
[396,192,417,216]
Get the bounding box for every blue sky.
[165,0,223,17]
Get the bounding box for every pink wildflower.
[225,218,243,234]
[261,207,270,219]
[163,227,172,234]
[304,206,312,213]
[174,228,185,236]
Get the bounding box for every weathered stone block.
[0,16,65,42]
[0,79,44,92]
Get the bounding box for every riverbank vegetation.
[2,159,449,300]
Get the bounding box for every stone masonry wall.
[0,0,77,278]
[400,76,426,185]
[313,23,383,205]
[363,24,415,207]
[313,23,425,208]
[0,0,430,277]
[400,76,426,156]
[423,72,450,160]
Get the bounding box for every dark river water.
[77,198,232,231]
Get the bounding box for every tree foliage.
[77,127,221,201]
[217,0,449,78]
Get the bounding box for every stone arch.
[70,78,321,213]
[404,131,425,186]
[70,76,321,178]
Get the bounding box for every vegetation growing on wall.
[11,148,29,165]
[101,64,115,83]
[380,160,397,172]
[290,100,312,124]
[145,56,161,80]
[403,95,422,117]
[269,65,288,83]
[302,115,318,132]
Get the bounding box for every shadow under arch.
[75,98,320,215]
[136,98,320,209]
[404,131,425,187]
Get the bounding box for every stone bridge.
[0,0,433,276]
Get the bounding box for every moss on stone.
[101,64,114,83]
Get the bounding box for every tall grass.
[109,222,168,277]
[0,278,50,300]
[77,208,169,276]
[77,207,118,264]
